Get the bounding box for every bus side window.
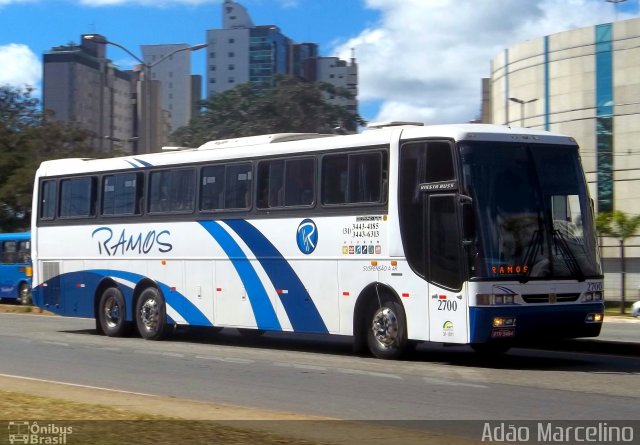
[322,154,348,204]
[149,169,195,213]
[257,160,284,209]
[285,158,315,207]
[1,241,17,264]
[102,173,141,216]
[201,165,225,211]
[40,180,57,220]
[322,151,386,205]
[59,177,96,218]
[225,163,252,209]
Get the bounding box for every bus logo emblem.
[297,219,318,255]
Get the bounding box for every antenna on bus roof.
[367,121,424,129]
[197,133,334,150]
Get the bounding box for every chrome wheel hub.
[371,307,399,349]
[104,297,121,328]
[140,298,159,332]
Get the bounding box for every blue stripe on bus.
[125,160,140,168]
[133,158,153,167]
[198,221,281,330]
[225,219,328,334]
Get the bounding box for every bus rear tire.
[136,287,168,341]
[366,298,407,359]
[18,283,31,305]
[98,287,130,337]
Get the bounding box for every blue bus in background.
[0,232,32,304]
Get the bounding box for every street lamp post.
[509,97,538,127]
[85,35,206,153]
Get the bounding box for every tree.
[172,76,365,147]
[596,211,640,314]
[0,86,97,231]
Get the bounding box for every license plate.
[491,328,515,338]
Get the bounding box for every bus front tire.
[98,287,130,337]
[136,287,168,341]
[366,298,408,359]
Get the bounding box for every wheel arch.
[352,282,404,353]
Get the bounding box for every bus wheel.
[470,342,512,356]
[18,283,31,305]
[366,299,407,359]
[237,328,265,337]
[136,287,168,341]
[98,287,130,337]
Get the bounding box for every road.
[0,313,639,423]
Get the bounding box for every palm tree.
[596,211,640,314]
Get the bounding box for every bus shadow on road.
[60,325,640,373]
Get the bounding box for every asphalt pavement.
[526,315,639,356]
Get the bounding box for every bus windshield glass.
[460,141,601,281]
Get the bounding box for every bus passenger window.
[225,163,252,209]
[322,151,386,205]
[285,158,315,206]
[1,241,17,264]
[102,173,141,216]
[257,160,284,209]
[60,177,95,218]
[201,165,225,211]
[149,169,195,213]
[40,180,57,220]
[322,155,348,204]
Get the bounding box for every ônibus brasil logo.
[296,219,318,254]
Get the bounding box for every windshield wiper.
[552,229,585,282]
[520,229,543,283]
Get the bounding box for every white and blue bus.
[30,123,604,358]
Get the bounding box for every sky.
[1,0,639,124]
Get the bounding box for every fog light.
[585,313,604,323]
[493,317,516,327]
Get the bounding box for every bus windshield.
[460,141,602,281]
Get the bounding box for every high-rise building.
[206,0,358,116]
[141,44,200,134]
[43,34,136,152]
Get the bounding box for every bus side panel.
[214,260,262,328]
[427,282,469,344]
[288,259,339,334]
[338,259,377,336]
[184,260,215,327]
[381,262,430,342]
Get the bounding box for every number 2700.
[437,300,457,311]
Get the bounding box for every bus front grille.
[522,293,580,304]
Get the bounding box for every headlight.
[582,291,603,302]
[493,317,516,327]
[476,294,518,305]
[585,313,603,323]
